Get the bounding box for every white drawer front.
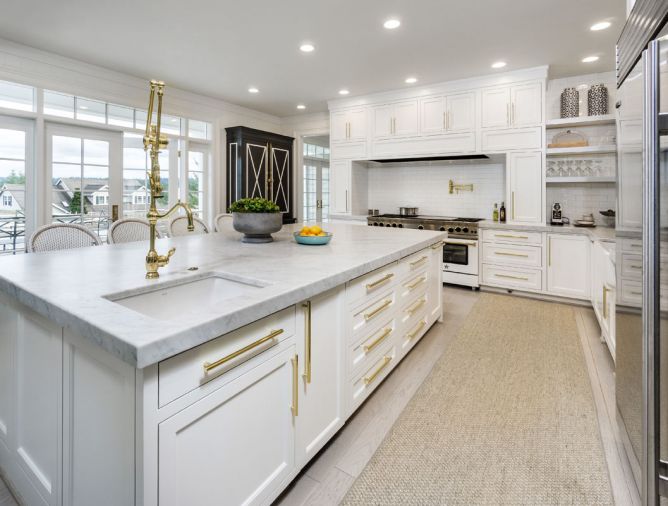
[621,253,642,279]
[398,248,432,277]
[482,229,543,245]
[346,262,400,307]
[398,312,429,358]
[482,264,542,291]
[482,242,542,267]
[349,317,397,378]
[158,306,296,407]
[350,342,397,410]
[621,238,642,253]
[481,127,542,152]
[351,288,398,343]
[330,141,367,160]
[620,279,642,307]
[398,287,429,332]
[398,268,430,302]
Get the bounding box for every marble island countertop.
[0,223,445,368]
[478,220,616,242]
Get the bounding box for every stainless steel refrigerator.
[616,1,668,504]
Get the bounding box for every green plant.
[229,198,280,213]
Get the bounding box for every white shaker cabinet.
[481,87,511,129]
[372,99,418,139]
[546,234,590,300]
[482,82,542,129]
[591,241,616,358]
[420,93,475,134]
[158,346,297,506]
[331,108,367,142]
[507,151,543,224]
[330,159,351,214]
[295,287,346,466]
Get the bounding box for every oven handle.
[443,239,478,247]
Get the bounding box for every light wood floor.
[0,287,640,506]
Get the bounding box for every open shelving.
[545,114,616,129]
[546,145,617,156]
[546,176,616,184]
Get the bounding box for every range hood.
[365,153,505,167]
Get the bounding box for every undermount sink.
[106,274,267,321]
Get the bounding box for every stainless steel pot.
[399,207,419,216]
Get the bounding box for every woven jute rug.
[342,293,613,505]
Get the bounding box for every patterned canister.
[587,84,609,116]
[560,88,579,118]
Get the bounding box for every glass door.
[302,141,330,223]
[0,115,34,254]
[46,124,121,242]
[187,143,209,220]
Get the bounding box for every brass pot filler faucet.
[143,80,194,279]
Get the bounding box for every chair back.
[108,218,154,244]
[169,216,209,237]
[214,213,234,233]
[30,223,101,253]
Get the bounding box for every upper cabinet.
[331,108,367,143]
[482,82,542,129]
[420,92,475,135]
[371,99,418,139]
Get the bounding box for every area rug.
[342,293,613,505]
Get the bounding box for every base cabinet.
[591,241,616,358]
[158,346,297,506]
[546,234,590,300]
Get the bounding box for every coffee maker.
[551,202,564,225]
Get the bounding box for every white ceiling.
[0,0,625,117]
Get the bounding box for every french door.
[46,124,122,242]
[303,159,329,223]
[0,115,34,254]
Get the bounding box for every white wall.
[366,163,505,219]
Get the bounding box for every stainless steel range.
[367,215,481,288]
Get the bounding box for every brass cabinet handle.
[494,251,529,258]
[548,237,552,267]
[407,320,426,340]
[443,111,446,130]
[512,103,516,125]
[512,191,516,220]
[302,301,312,383]
[406,276,426,291]
[366,273,394,291]
[410,256,429,268]
[363,327,393,353]
[506,103,510,125]
[203,329,284,372]
[291,354,299,416]
[494,233,528,240]
[364,299,393,321]
[430,241,444,250]
[603,286,609,319]
[630,265,642,269]
[406,297,426,315]
[364,356,392,385]
[496,273,529,281]
[630,291,642,296]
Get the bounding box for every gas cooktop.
[366,215,482,238]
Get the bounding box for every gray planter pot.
[232,212,283,243]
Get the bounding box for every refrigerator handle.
[643,39,663,505]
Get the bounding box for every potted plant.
[229,198,283,243]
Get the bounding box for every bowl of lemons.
[294,225,333,245]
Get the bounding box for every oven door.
[443,238,478,275]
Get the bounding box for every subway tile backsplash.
[546,183,616,226]
[367,163,506,220]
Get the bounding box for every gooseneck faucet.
[143,80,194,279]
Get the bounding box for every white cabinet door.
[420,97,445,134]
[296,287,345,466]
[618,148,642,230]
[331,160,351,214]
[393,100,419,137]
[348,109,367,141]
[547,234,590,299]
[508,151,542,224]
[446,92,475,132]
[159,346,296,506]
[511,82,542,127]
[428,242,443,322]
[482,87,510,129]
[330,111,348,143]
[372,105,393,139]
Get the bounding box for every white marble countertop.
[0,224,445,369]
[478,220,616,243]
[329,213,369,222]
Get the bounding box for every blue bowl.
[293,232,333,245]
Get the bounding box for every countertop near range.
[478,220,616,243]
[0,223,445,369]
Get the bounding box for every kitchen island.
[0,223,445,506]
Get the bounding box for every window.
[76,97,106,124]
[188,119,210,140]
[44,91,75,118]
[107,104,134,128]
[187,147,207,218]
[2,195,12,207]
[0,80,35,112]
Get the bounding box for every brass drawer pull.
[364,299,392,321]
[366,273,394,291]
[430,241,444,250]
[407,320,426,340]
[363,327,393,353]
[410,256,429,268]
[496,273,529,281]
[302,301,312,383]
[603,286,609,319]
[630,291,642,296]
[630,265,642,269]
[406,276,427,290]
[203,328,284,372]
[291,354,299,416]
[494,251,529,258]
[406,298,426,315]
[495,233,529,240]
[364,356,392,385]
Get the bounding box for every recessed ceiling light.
[383,18,401,29]
[248,87,259,93]
[338,89,350,95]
[590,21,611,31]
[582,55,599,63]
[491,61,507,69]
[405,77,417,84]
[299,43,315,53]
[297,104,306,110]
